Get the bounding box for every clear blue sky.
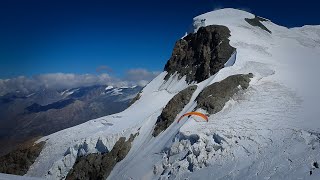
[0,0,319,79]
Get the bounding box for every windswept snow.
[0,173,43,180]
[158,73,189,94]
[25,8,320,180]
[105,85,114,90]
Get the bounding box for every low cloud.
[0,69,161,96]
[123,68,160,86]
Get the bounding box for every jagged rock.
[0,141,45,175]
[153,86,197,137]
[164,25,236,83]
[245,16,272,34]
[66,134,137,180]
[196,73,253,114]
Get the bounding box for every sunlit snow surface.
[25,8,320,179]
[0,173,43,180]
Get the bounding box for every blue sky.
[0,0,319,79]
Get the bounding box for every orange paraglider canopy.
[177,112,208,123]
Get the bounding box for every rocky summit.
[164,25,236,83]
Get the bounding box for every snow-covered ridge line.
[21,8,320,179]
[110,8,320,179]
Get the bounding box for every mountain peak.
[2,7,320,180]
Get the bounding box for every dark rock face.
[0,141,45,175]
[153,85,197,137]
[245,16,272,34]
[164,25,236,83]
[66,134,136,180]
[196,73,253,114]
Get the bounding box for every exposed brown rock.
[196,73,253,114]
[164,25,236,83]
[153,85,197,137]
[0,140,45,175]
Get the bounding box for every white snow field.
[22,8,320,179]
[0,173,43,180]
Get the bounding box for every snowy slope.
[107,9,320,180]
[25,72,189,179]
[25,8,320,179]
[0,173,43,180]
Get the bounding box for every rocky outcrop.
[164,25,236,83]
[66,134,137,180]
[153,74,252,137]
[196,73,253,114]
[0,141,45,175]
[245,16,271,34]
[153,85,197,137]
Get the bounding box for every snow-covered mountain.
[0,85,142,156]
[1,8,320,179]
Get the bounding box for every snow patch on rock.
[159,72,189,94]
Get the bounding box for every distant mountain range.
[0,85,142,155]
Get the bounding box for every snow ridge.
[22,8,320,180]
